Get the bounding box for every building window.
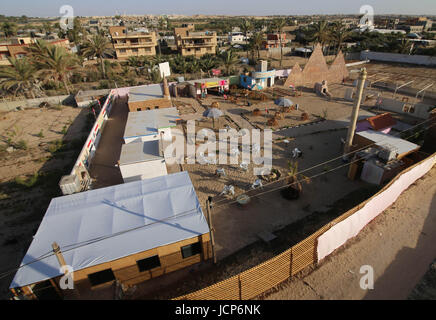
[137,108,141,111]
[181,242,202,259]
[155,106,159,109]
[87,269,116,287]
[136,255,161,272]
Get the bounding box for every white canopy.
[10,171,209,288]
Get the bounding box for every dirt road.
[267,167,436,300]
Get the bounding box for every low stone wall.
[0,95,72,112]
[360,51,436,66]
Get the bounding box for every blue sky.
[1,0,435,17]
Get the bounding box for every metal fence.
[174,153,436,300]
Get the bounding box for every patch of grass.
[15,140,28,150]
[36,130,44,138]
[61,125,68,135]
[14,173,40,189]
[47,139,65,154]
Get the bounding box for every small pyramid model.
[284,44,349,88]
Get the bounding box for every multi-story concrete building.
[262,33,287,49]
[0,38,71,66]
[109,26,157,59]
[174,24,217,57]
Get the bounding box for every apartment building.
[109,26,157,60]
[174,24,217,57]
[0,38,71,66]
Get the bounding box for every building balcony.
[180,42,216,48]
[114,42,156,49]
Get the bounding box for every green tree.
[240,19,252,59]
[30,43,80,95]
[308,20,332,52]
[81,34,113,79]
[0,57,38,98]
[249,32,264,62]
[172,55,189,79]
[219,50,239,76]
[1,22,17,38]
[272,18,286,67]
[331,21,351,55]
[200,54,219,77]
[42,21,53,34]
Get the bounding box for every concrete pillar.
[343,68,367,159]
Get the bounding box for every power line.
[212,122,436,209]
[0,207,201,282]
[1,118,434,284]
[211,117,434,206]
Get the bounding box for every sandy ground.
[266,166,436,300]
[0,106,86,182]
[0,106,88,299]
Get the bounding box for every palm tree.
[309,21,332,53]
[331,21,351,55]
[42,22,53,35]
[1,22,17,38]
[249,32,264,62]
[189,58,202,78]
[0,57,38,98]
[272,18,286,67]
[81,34,113,79]
[219,50,239,76]
[32,45,80,95]
[398,37,413,54]
[172,55,189,79]
[200,54,218,77]
[240,19,252,59]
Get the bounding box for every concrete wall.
[128,98,172,112]
[119,158,168,182]
[17,234,212,298]
[267,47,292,56]
[317,153,436,262]
[361,50,436,66]
[0,95,71,112]
[379,97,433,119]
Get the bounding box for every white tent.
[10,171,209,289]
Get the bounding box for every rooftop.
[128,84,165,102]
[10,171,209,288]
[119,140,163,165]
[123,107,180,139]
[363,113,397,131]
[356,130,420,156]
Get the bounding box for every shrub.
[37,130,44,138]
[14,173,40,188]
[16,140,28,150]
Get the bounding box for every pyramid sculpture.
[284,62,303,87]
[284,44,349,88]
[327,50,349,83]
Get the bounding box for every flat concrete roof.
[124,107,180,139]
[357,130,420,156]
[128,84,164,102]
[120,140,163,165]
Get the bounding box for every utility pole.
[343,68,367,160]
[206,197,217,264]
